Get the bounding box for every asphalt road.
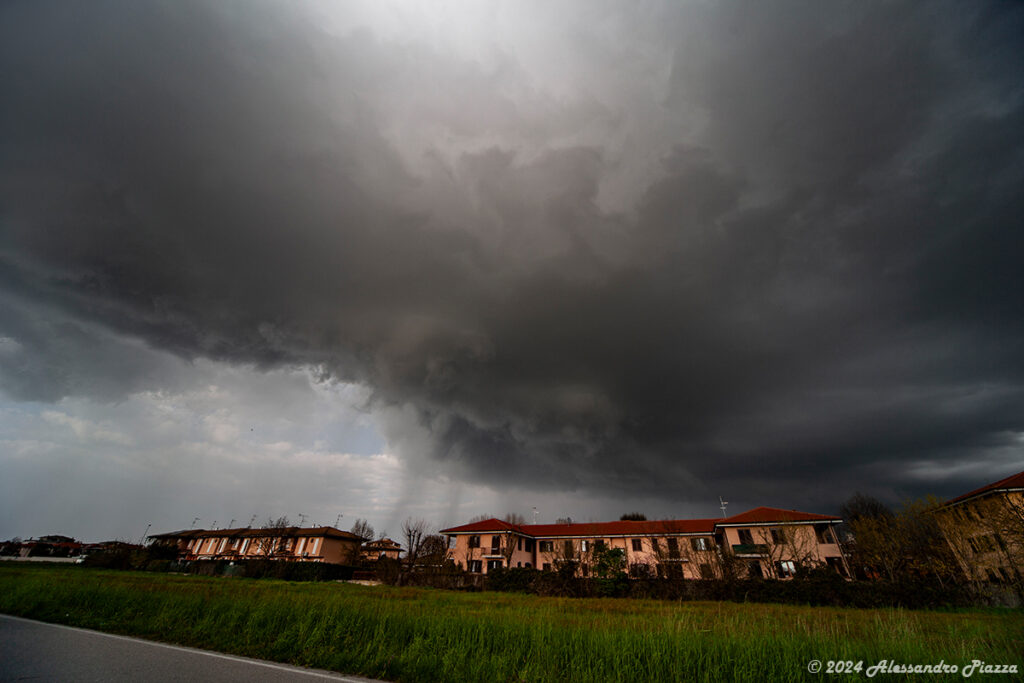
[0,614,383,682]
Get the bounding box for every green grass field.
[1,564,1021,682]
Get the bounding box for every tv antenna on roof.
[190,517,200,529]
[248,514,257,528]
[298,513,308,527]
[719,497,729,518]
[532,507,538,524]
[228,519,236,529]
[335,514,343,528]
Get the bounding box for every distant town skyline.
[2,1,1023,542]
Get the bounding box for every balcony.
[732,544,768,556]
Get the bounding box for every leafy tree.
[419,534,450,567]
[593,546,626,578]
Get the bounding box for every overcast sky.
[2,1,1023,542]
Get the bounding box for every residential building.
[934,470,1024,584]
[149,526,362,565]
[441,507,847,578]
[360,538,403,562]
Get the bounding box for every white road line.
[0,614,378,682]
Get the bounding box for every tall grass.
[1,564,1021,682]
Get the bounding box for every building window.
[747,561,763,578]
[738,529,755,545]
[814,524,833,544]
[539,541,553,553]
[580,540,589,552]
[525,539,536,552]
[775,561,797,578]
[667,537,680,559]
[525,562,532,568]
[490,535,501,550]
[691,537,710,551]
[517,538,522,551]
[542,562,551,571]
[469,560,482,573]
[487,559,503,571]
[595,540,606,551]
[468,535,480,548]
[770,528,785,544]
[699,563,714,579]
[631,539,642,552]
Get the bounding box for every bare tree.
[496,515,527,568]
[402,517,429,567]
[252,516,292,557]
[350,518,375,541]
[762,524,822,579]
[549,536,594,577]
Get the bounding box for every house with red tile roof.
[934,470,1024,585]
[360,537,402,562]
[441,506,848,579]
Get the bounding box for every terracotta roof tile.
[441,517,718,537]
[717,507,840,525]
[439,519,523,534]
[945,470,1024,506]
[150,526,361,541]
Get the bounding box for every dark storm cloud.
[2,0,1023,510]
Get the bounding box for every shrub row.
[484,567,997,609]
[82,547,356,581]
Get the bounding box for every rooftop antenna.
[719,497,729,518]
[298,513,308,527]
[248,514,257,528]
[139,523,151,546]
[228,519,236,530]
[532,507,538,524]
[335,513,343,528]
[190,517,200,529]
[212,520,218,530]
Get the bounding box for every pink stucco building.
[442,507,848,579]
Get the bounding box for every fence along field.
[1,564,1021,682]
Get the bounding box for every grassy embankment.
[1,564,1021,682]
